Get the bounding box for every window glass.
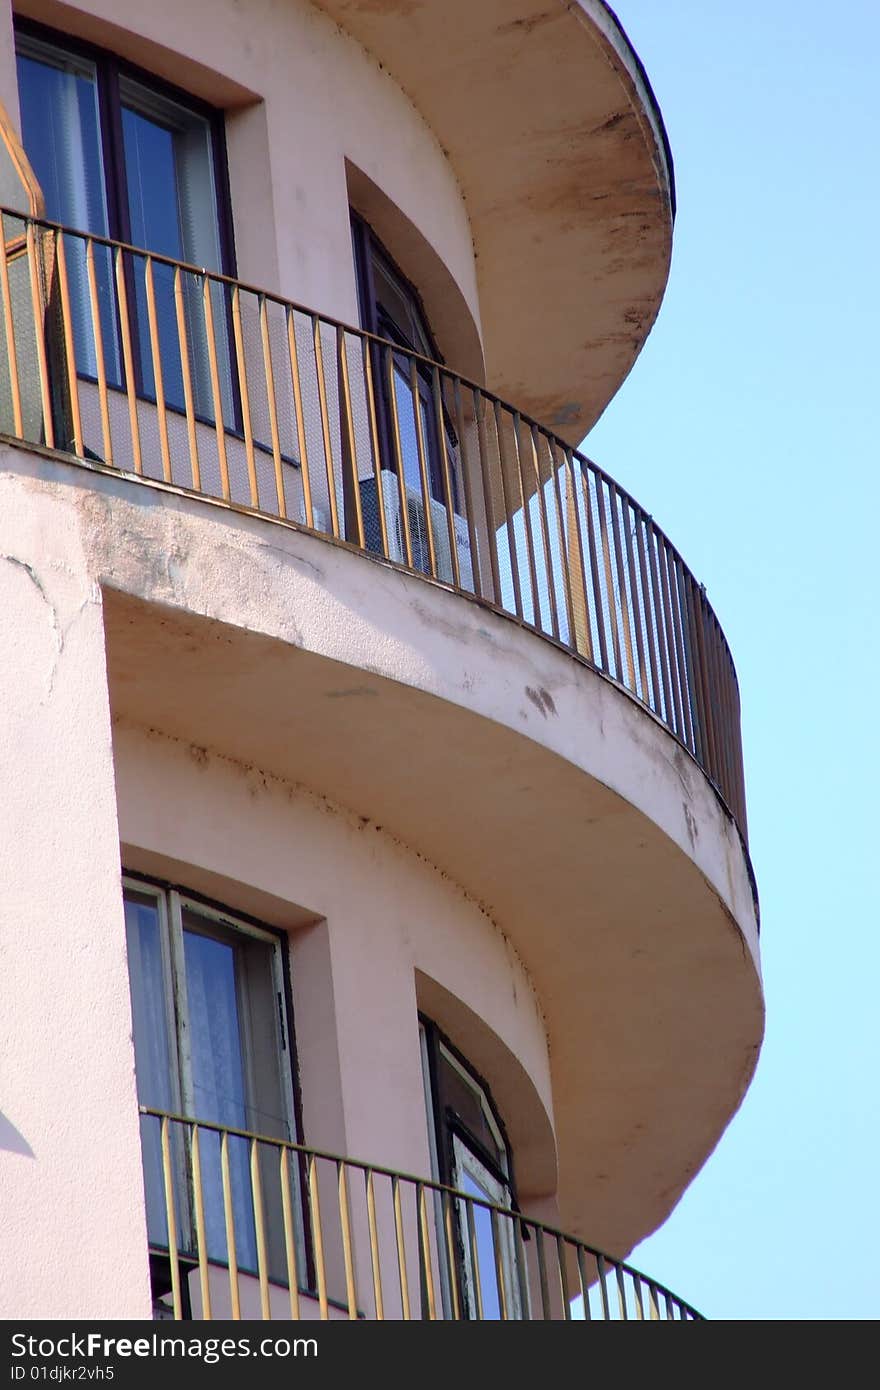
[16,38,108,237]
[16,35,120,384]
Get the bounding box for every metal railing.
[0,208,746,840]
[140,1108,701,1321]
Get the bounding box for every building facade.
[0,0,763,1321]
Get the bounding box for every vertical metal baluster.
[409,356,437,576]
[596,1252,611,1319]
[383,347,413,568]
[113,246,142,475]
[441,1189,461,1321]
[337,326,365,547]
[201,275,230,501]
[534,1227,551,1320]
[312,315,340,540]
[52,233,83,456]
[648,1280,660,1320]
[510,410,541,627]
[646,519,675,729]
[615,1262,629,1320]
[493,399,524,618]
[633,1271,645,1320]
[337,1161,358,1319]
[556,1236,571,1320]
[392,1175,411,1320]
[220,1131,240,1320]
[581,462,610,672]
[452,377,483,597]
[473,388,502,605]
[543,430,575,643]
[417,1182,437,1320]
[562,448,591,661]
[526,422,559,639]
[85,238,112,465]
[365,1169,385,1321]
[608,484,636,690]
[0,227,23,438]
[658,538,685,738]
[231,284,259,508]
[621,497,648,700]
[143,256,171,482]
[259,295,286,518]
[687,575,717,778]
[279,1147,301,1319]
[362,340,389,557]
[24,223,54,448]
[173,265,200,491]
[160,1116,182,1320]
[715,622,737,813]
[250,1138,271,1320]
[633,506,661,711]
[595,479,622,680]
[693,577,718,775]
[190,1125,212,1320]
[569,455,600,663]
[489,1208,508,1320]
[668,553,696,754]
[308,1155,329,1320]
[575,1245,591,1320]
[664,1291,675,1320]
[513,1217,531,1321]
[431,365,460,589]
[464,1196,483,1320]
[286,307,314,528]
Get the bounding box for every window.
[419,1018,524,1319]
[352,215,462,572]
[15,23,234,419]
[123,878,301,1312]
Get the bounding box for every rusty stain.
[497,9,560,39]
[682,802,699,850]
[524,684,557,717]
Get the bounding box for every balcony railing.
[140,1108,701,1321]
[0,208,746,841]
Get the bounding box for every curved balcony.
[142,1108,702,1321]
[0,208,746,843]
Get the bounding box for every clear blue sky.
[582,1,879,1319]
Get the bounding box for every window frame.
[14,17,239,432]
[351,210,459,512]
[122,872,309,1310]
[14,17,237,275]
[419,1014,524,1319]
[122,871,302,1143]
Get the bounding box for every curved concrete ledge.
[2,444,763,1256]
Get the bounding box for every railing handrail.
[0,205,749,852]
[1,205,729,619]
[139,1105,703,1319]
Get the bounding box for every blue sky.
[582,2,879,1319]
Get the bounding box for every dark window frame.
[351,211,459,509]
[14,17,240,435]
[419,1013,517,1201]
[14,16,237,273]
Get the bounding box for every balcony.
[142,1108,701,1321]
[0,208,747,843]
